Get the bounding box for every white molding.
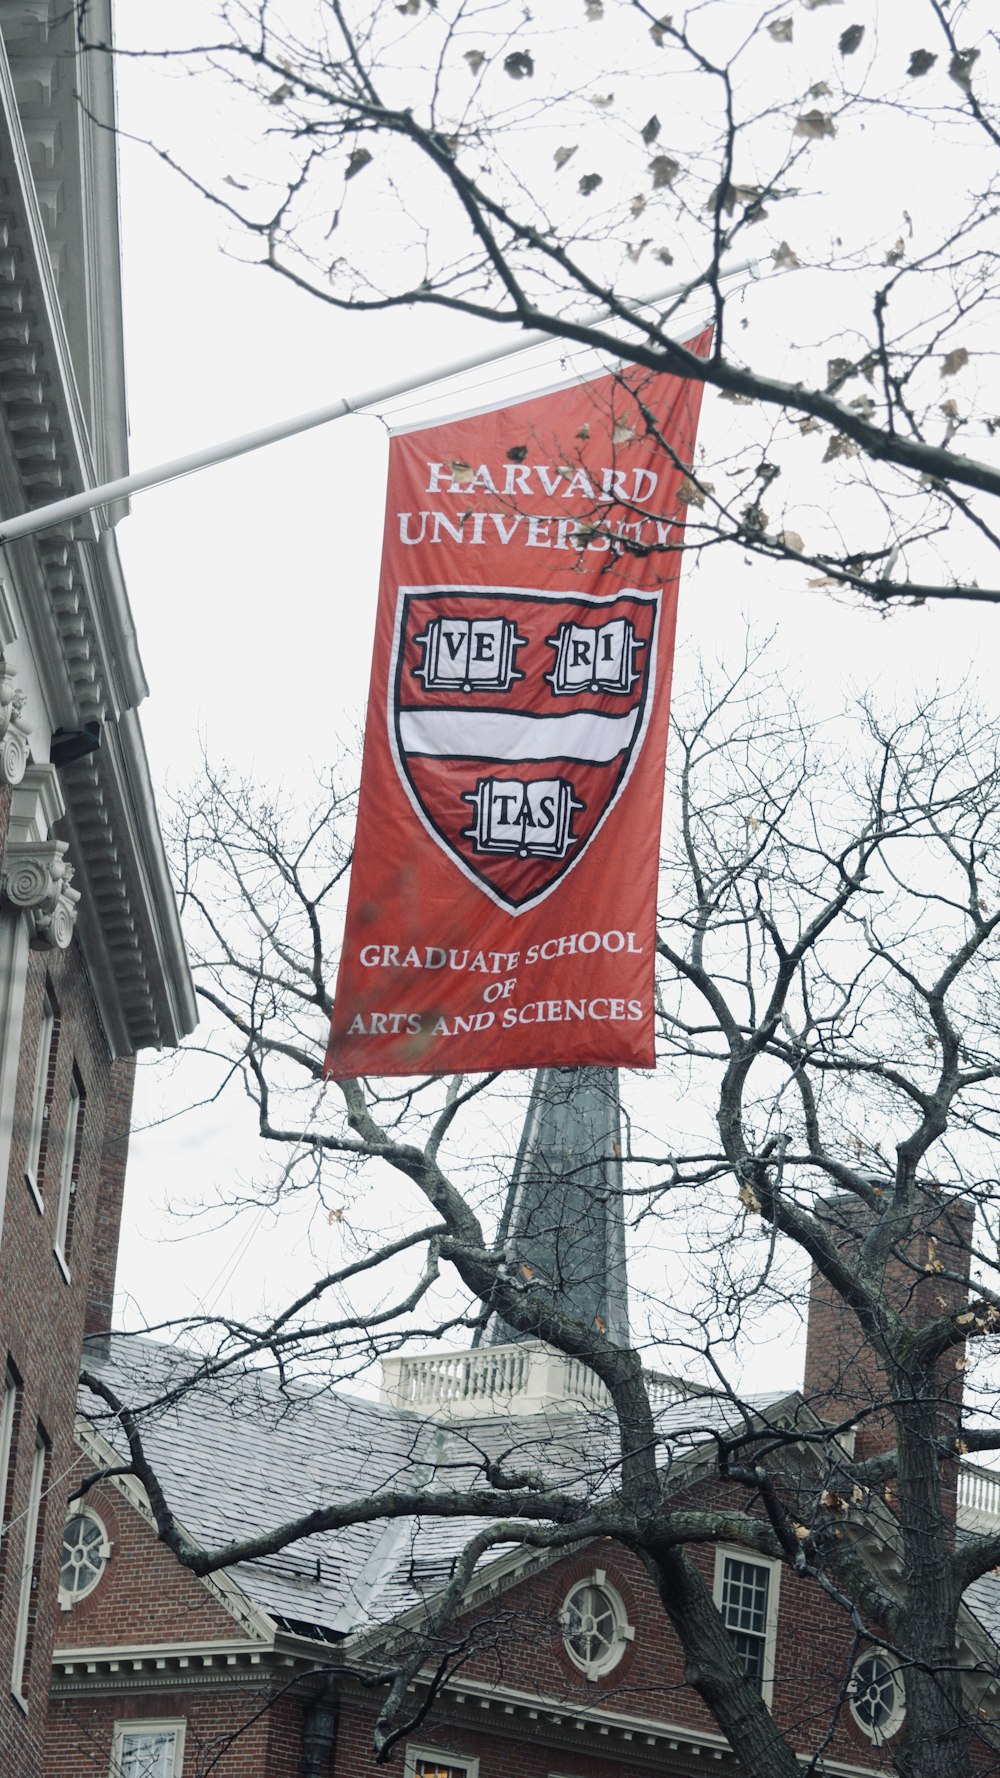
[0,652,30,784]
[712,1544,782,1711]
[404,1745,479,1778]
[112,1716,186,1778]
[0,908,30,1239]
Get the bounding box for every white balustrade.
[380,1341,687,1419]
[958,1462,1000,1528]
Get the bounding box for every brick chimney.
[803,1193,973,1476]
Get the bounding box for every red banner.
[326,340,710,1077]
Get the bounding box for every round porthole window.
[849,1651,905,1743]
[559,1571,633,1679]
[59,1509,111,1609]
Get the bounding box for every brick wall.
[803,1193,972,1455]
[0,941,136,1778]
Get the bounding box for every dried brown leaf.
[655,246,674,265]
[506,444,529,463]
[677,475,705,508]
[649,14,672,45]
[772,240,801,268]
[578,172,603,196]
[823,433,859,462]
[267,82,292,104]
[839,23,864,53]
[908,48,936,77]
[463,48,486,73]
[641,114,661,144]
[779,529,804,553]
[650,154,679,188]
[345,147,373,179]
[612,419,636,444]
[794,109,836,138]
[738,1181,762,1213]
[630,193,647,216]
[585,0,604,16]
[590,91,615,107]
[949,48,980,92]
[554,145,577,170]
[941,347,969,377]
[767,17,793,41]
[504,50,534,78]
[798,415,822,433]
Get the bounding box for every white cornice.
[0,19,196,1050]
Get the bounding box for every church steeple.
[480,1067,629,1348]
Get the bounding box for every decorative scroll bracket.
[1,838,80,949]
[0,657,31,787]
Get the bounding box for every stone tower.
[478,1066,629,1348]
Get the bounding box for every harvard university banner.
[326,338,710,1077]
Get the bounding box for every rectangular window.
[24,991,55,1208]
[713,1547,781,1706]
[112,1721,185,1778]
[406,1754,479,1778]
[54,1070,84,1276]
[0,1367,18,1541]
[11,1430,47,1703]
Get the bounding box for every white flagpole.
[0,258,759,548]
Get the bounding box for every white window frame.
[24,994,54,1210]
[58,1504,112,1610]
[712,1545,781,1708]
[0,1369,16,1538]
[111,1718,186,1778]
[848,1650,906,1744]
[11,1433,45,1707]
[559,1566,635,1681]
[53,1073,81,1279]
[404,1749,480,1778]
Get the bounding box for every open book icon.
[546,617,643,696]
[462,776,584,859]
[413,616,526,694]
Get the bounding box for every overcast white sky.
[106,2,999,1387]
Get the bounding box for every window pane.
[120,1730,177,1778]
[25,1000,54,1188]
[414,1761,468,1778]
[720,1558,769,1689]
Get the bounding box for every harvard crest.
[388,584,660,912]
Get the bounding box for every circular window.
[59,1509,111,1608]
[560,1571,633,1679]
[849,1651,905,1743]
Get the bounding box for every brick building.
[0,3,195,1774]
[43,1075,1000,1778]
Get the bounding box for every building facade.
[43,1075,1000,1778]
[0,3,196,1773]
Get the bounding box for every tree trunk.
[649,1545,802,1778]
[893,1385,970,1778]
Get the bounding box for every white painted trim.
[112,1715,186,1778]
[0,911,31,1238]
[11,1434,46,1702]
[404,1745,479,1778]
[712,1544,782,1710]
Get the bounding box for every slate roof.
[957,1529,1000,1645]
[79,1335,790,1641]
